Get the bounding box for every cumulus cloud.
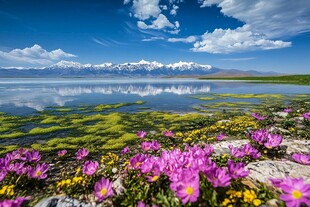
[192,25,291,53]
[199,0,310,38]
[132,0,161,20]
[137,14,178,31]
[168,36,197,43]
[170,5,179,16]
[142,36,165,41]
[0,44,76,65]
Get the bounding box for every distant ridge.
[0,60,278,77]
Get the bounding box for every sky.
[0,0,310,73]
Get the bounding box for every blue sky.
[0,0,310,73]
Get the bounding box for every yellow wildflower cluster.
[183,116,258,141]
[0,185,14,196]
[221,189,262,207]
[101,152,119,166]
[57,176,84,188]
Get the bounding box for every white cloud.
[168,36,197,43]
[170,5,179,16]
[199,0,310,38]
[0,44,76,65]
[123,0,131,4]
[132,0,161,20]
[142,37,165,41]
[220,57,256,61]
[137,14,178,31]
[192,25,291,53]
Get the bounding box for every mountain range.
[0,60,277,77]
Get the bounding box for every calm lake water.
[0,78,309,115]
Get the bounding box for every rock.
[282,139,310,154]
[113,176,124,195]
[269,126,290,134]
[34,196,101,207]
[245,160,310,183]
[273,112,288,118]
[213,139,249,155]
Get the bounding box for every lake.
[0,78,309,115]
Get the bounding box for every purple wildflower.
[28,163,49,179]
[121,146,130,155]
[94,178,113,202]
[129,154,148,170]
[264,134,282,149]
[163,130,174,137]
[278,177,310,207]
[227,160,249,179]
[242,143,261,159]
[302,112,310,121]
[11,149,27,161]
[57,149,67,157]
[0,197,28,207]
[83,160,99,176]
[251,129,269,145]
[137,131,147,138]
[7,162,25,173]
[151,140,161,151]
[269,177,285,188]
[205,167,231,187]
[284,108,292,113]
[0,170,7,182]
[216,133,225,141]
[76,148,89,160]
[141,141,152,151]
[292,153,310,165]
[228,145,245,158]
[251,112,265,121]
[25,150,41,162]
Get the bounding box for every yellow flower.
[76,167,81,174]
[253,199,262,206]
[221,198,231,206]
[243,189,257,203]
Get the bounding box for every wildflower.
[253,199,262,206]
[28,163,49,179]
[171,172,200,204]
[11,149,27,161]
[57,149,67,157]
[228,145,245,158]
[141,141,152,151]
[94,178,113,202]
[227,160,249,179]
[251,112,265,121]
[216,133,225,141]
[0,170,7,182]
[302,112,310,121]
[151,140,161,151]
[83,160,99,176]
[278,177,310,207]
[243,189,257,203]
[163,130,174,137]
[137,130,147,138]
[0,185,14,196]
[242,143,261,159]
[76,148,89,160]
[264,134,282,149]
[7,162,25,174]
[251,129,269,145]
[284,108,292,113]
[121,146,130,155]
[205,167,231,187]
[292,153,310,165]
[0,197,28,207]
[25,150,41,162]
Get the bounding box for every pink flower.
[205,167,231,187]
[302,112,310,121]
[83,160,99,176]
[292,153,310,165]
[0,197,29,207]
[141,141,152,151]
[137,131,147,138]
[28,163,49,179]
[76,148,89,160]
[251,112,265,121]
[129,154,148,170]
[151,140,161,151]
[284,108,292,113]
[251,129,269,145]
[57,149,67,157]
[278,177,310,207]
[163,130,174,137]
[216,133,225,141]
[25,150,41,162]
[228,145,245,158]
[264,134,282,149]
[94,178,113,202]
[227,160,249,179]
[0,170,7,182]
[121,146,130,155]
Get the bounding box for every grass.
[199,74,310,85]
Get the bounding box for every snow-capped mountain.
[0,60,278,77]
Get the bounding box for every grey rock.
[34,196,101,207]
[113,176,124,195]
[213,139,248,155]
[282,139,310,154]
[273,112,288,118]
[245,160,310,183]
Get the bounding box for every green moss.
[0,145,19,156]
[29,126,72,135]
[55,108,72,112]
[215,94,286,99]
[0,132,26,139]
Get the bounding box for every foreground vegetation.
[199,75,310,85]
[0,97,310,206]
